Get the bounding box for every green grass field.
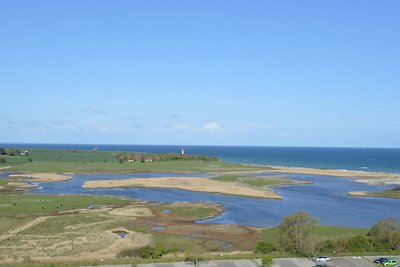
[210,175,304,187]
[367,190,400,199]
[155,205,217,219]
[261,225,369,244]
[0,194,132,218]
[8,159,271,174]
[0,148,273,174]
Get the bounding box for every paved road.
[89,256,400,267]
[273,255,400,267]
[138,259,261,267]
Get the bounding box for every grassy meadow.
[1,148,272,174]
[261,225,369,245]
[210,174,308,187]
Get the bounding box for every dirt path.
[0,216,49,242]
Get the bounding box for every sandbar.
[270,166,400,185]
[347,191,368,197]
[7,182,39,188]
[10,173,72,182]
[83,176,282,199]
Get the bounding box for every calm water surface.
[6,172,395,228]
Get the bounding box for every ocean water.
[2,144,400,173]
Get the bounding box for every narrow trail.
[0,216,49,242]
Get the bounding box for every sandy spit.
[347,191,368,197]
[270,166,400,185]
[10,173,72,182]
[83,176,282,199]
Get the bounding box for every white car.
[314,256,331,262]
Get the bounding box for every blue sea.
[2,144,400,173]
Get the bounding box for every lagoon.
[6,172,399,228]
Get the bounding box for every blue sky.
[1,1,400,147]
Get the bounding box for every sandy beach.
[83,176,282,199]
[270,166,400,185]
[9,173,72,182]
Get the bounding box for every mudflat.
[83,176,282,199]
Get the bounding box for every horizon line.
[0,142,399,150]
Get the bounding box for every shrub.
[345,235,375,252]
[317,239,336,253]
[116,248,138,258]
[5,148,15,156]
[255,241,275,253]
[369,217,400,250]
[261,255,273,267]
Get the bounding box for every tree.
[0,148,5,155]
[184,244,204,267]
[369,217,400,250]
[5,148,15,156]
[278,211,319,254]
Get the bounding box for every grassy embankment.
[366,185,400,199]
[261,226,368,244]
[348,186,400,199]
[2,148,272,174]
[210,175,310,187]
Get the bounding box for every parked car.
[374,258,388,264]
[381,259,397,266]
[313,256,331,262]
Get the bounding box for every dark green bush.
[261,255,273,267]
[255,241,275,253]
[345,235,375,252]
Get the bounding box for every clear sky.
[1,1,399,147]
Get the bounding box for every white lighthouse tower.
[181,148,185,155]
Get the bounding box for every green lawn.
[155,205,217,219]
[27,149,118,163]
[0,194,132,217]
[8,160,271,174]
[261,226,368,244]
[367,190,400,199]
[210,175,304,187]
[0,155,30,166]
[2,148,273,174]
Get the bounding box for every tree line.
[0,148,31,163]
[115,152,218,163]
[255,211,400,257]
